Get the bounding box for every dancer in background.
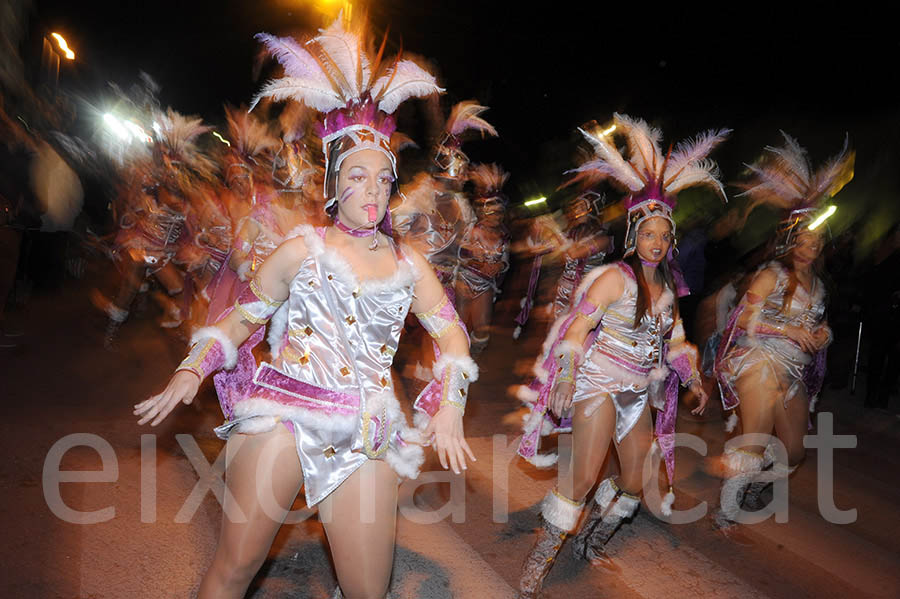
[136,18,475,599]
[516,115,728,597]
[713,133,852,533]
[456,163,511,354]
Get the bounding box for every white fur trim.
[593,477,618,509]
[661,490,676,516]
[609,493,640,519]
[725,411,739,433]
[413,409,431,432]
[512,384,539,404]
[266,303,290,356]
[295,224,419,295]
[540,418,555,436]
[771,463,797,479]
[432,353,479,382]
[108,305,129,323]
[653,288,674,315]
[521,407,545,436]
[723,448,764,475]
[540,490,584,531]
[649,366,669,382]
[191,326,238,369]
[666,340,698,362]
[555,339,584,360]
[231,398,358,433]
[809,395,818,413]
[527,453,559,468]
[236,261,251,282]
[385,434,425,480]
[513,325,522,340]
[519,297,528,308]
[719,456,762,521]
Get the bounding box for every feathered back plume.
[224,104,280,158]
[738,131,855,214]
[252,15,443,120]
[445,101,498,140]
[469,163,509,197]
[568,113,730,203]
[153,108,216,179]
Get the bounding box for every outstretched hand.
[689,381,709,416]
[134,370,200,426]
[424,406,476,475]
[549,381,575,419]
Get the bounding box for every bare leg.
[198,425,303,599]
[773,386,810,467]
[320,460,398,599]
[563,395,616,502]
[734,359,780,455]
[613,404,653,497]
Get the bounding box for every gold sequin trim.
[234,300,268,324]
[415,294,448,319]
[249,278,283,307]
[551,488,583,507]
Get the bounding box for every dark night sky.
[33,1,900,221]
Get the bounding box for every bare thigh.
[562,395,615,502]
[319,459,399,599]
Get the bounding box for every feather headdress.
[153,108,216,181]
[469,163,509,198]
[738,131,854,254]
[253,15,444,206]
[225,104,280,160]
[568,113,730,257]
[433,101,498,180]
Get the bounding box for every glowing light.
[524,196,547,207]
[807,205,836,231]
[50,33,75,60]
[123,120,152,143]
[212,131,231,147]
[602,124,616,136]
[103,113,131,141]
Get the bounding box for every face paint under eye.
[339,187,355,203]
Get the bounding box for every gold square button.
[340,366,351,376]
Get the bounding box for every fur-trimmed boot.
[713,448,763,533]
[518,489,584,599]
[573,478,639,569]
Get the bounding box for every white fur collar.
[294,224,419,294]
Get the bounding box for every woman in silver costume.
[456,163,511,354]
[135,19,476,599]
[712,134,852,533]
[516,115,728,598]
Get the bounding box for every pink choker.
[640,257,661,267]
[335,217,379,250]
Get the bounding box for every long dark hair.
[776,249,827,315]
[626,252,680,327]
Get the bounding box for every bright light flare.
[807,205,836,231]
[103,113,130,141]
[50,33,75,60]
[524,196,547,207]
[212,131,231,147]
[601,124,616,136]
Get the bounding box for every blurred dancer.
[136,19,475,599]
[456,163,510,354]
[713,134,852,533]
[516,115,728,597]
[393,101,497,300]
[511,191,612,340]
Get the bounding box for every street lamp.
[50,33,75,60]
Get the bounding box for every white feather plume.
[468,163,508,195]
[575,127,645,192]
[255,33,328,82]
[665,128,732,185]
[250,77,344,113]
[372,59,444,114]
[665,159,727,199]
[310,18,371,99]
[614,113,662,180]
[446,101,498,138]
